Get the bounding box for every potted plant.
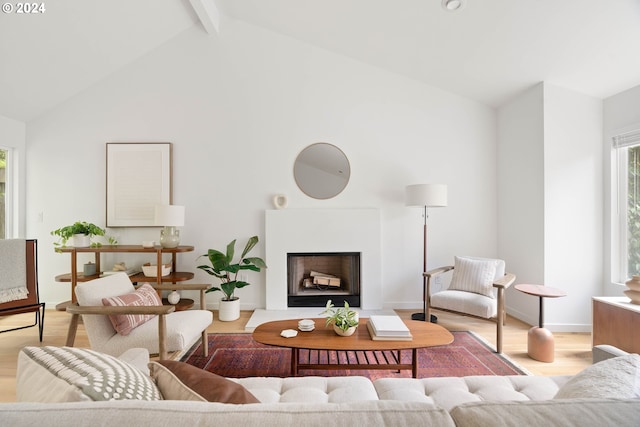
[51,221,108,249]
[321,299,359,336]
[197,235,267,321]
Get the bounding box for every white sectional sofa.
[2,345,639,426]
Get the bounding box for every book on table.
[367,315,413,341]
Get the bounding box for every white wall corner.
[188,0,220,35]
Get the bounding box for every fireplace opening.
[287,252,361,307]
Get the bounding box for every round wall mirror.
[293,143,350,199]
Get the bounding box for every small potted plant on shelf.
[51,221,110,249]
[321,299,359,336]
[197,235,267,321]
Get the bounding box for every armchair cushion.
[448,256,499,298]
[102,283,162,336]
[149,360,259,404]
[16,346,161,402]
[431,290,497,319]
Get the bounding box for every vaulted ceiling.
[2,0,640,122]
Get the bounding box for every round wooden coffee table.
[252,317,453,377]
[515,284,566,363]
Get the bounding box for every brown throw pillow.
[149,360,259,404]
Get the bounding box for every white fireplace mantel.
[265,208,382,310]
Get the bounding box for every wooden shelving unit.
[54,245,195,309]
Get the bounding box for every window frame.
[0,146,12,239]
[612,126,640,283]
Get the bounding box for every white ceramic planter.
[72,234,91,247]
[218,297,240,321]
[333,324,357,337]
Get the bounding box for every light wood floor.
[0,308,593,402]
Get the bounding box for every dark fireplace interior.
[287,252,361,307]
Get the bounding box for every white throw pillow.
[554,354,640,399]
[17,346,162,402]
[448,256,498,298]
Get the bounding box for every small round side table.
[514,284,566,363]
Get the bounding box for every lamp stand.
[411,206,438,323]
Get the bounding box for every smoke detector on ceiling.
[442,0,465,11]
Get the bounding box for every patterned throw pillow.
[554,354,640,399]
[20,346,162,401]
[448,256,498,298]
[102,283,163,335]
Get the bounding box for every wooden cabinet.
[55,245,194,308]
[592,297,640,354]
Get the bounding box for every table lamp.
[154,205,185,248]
[405,184,447,322]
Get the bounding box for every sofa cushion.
[448,256,498,298]
[16,346,161,402]
[0,400,456,427]
[374,375,569,411]
[554,354,640,399]
[450,398,640,427]
[149,360,259,404]
[102,283,163,335]
[234,376,380,404]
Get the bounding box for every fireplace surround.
[265,208,382,310]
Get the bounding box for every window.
[0,148,6,239]
[613,129,640,281]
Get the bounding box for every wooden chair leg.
[496,287,505,353]
[66,313,80,347]
[199,288,209,357]
[199,289,206,310]
[202,330,208,357]
[158,314,167,360]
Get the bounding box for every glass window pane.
[628,146,640,277]
[0,148,5,239]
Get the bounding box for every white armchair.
[424,256,515,353]
[65,273,213,360]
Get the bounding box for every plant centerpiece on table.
[197,235,267,321]
[321,299,359,336]
[50,221,114,249]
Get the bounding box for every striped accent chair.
[425,256,515,353]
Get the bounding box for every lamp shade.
[405,184,448,207]
[154,205,185,226]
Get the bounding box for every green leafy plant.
[197,236,267,301]
[321,299,359,331]
[51,221,106,249]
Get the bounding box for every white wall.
[25,20,499,310]
[0,114,26,237]
[497,84,545,325]
[543,83,602,331]
[603,84,640,295]
[498,83,603,332]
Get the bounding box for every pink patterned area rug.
[180,331,528,379]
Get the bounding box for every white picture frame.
[106,142,172,227]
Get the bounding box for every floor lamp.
[405,184,447,322]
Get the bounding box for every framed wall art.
[106,142,172,227]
